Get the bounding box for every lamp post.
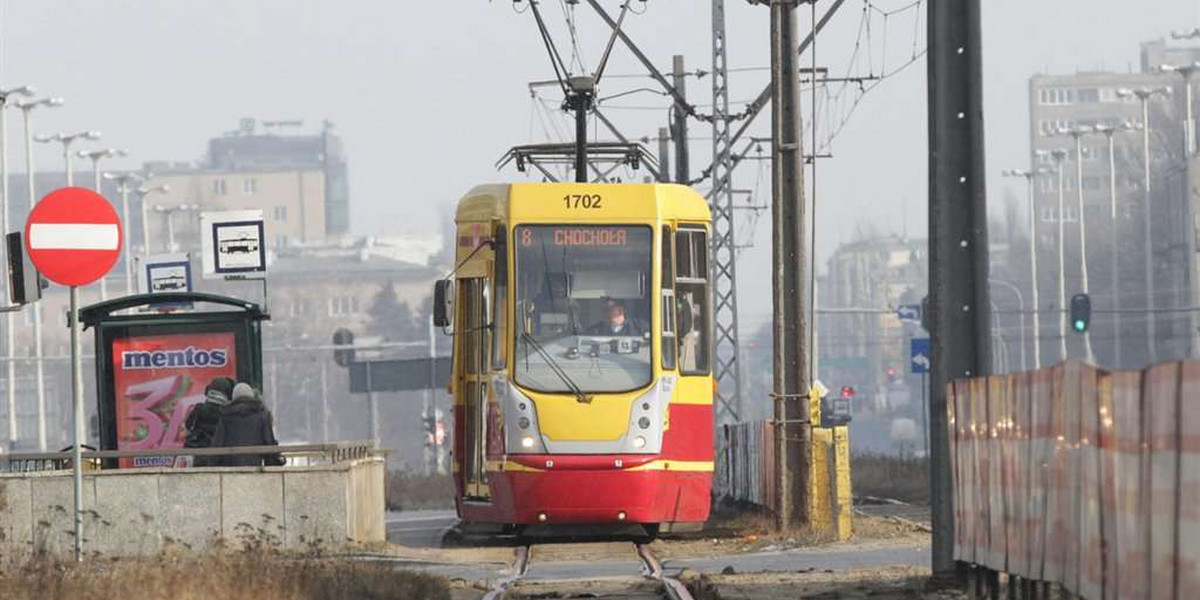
[34,131,101,188]
[78,149,127,301]
[0,85,35,445]
[1055,125,1100,363]
[989,279,1028,371]
[1091,122,1139,367]
[1159,63,1200,155]
[1001,167,1049,369]
[1117,86,1172,363]
[153,203,198,252]
[1050,148,1069,362]
[14,95,63,451]
[134,184,170,266]
[102,172,144,296]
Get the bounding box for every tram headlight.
[634,435,647,449]
[638,417,651,430]
[522,435,536,449]
[518,417,531,430]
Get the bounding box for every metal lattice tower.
[710,0,744,423]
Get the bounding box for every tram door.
[459,278,491,501]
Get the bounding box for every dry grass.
[0,553,450,600]
[385,471,455,512]
[851,452,930,504]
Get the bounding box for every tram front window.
[514,225,654,394]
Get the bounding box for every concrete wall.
[0,458,384,560]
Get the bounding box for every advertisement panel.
[110,332,238,467]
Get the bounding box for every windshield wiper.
[520,332,591,404]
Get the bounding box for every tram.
[433,182,714,538]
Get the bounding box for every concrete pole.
[1056,156,1068,362]
[1141,96,1158,363]
[770,0,810,530]
[22,108,47,451]
[120,182,134,295]
[0,98,15,445]
[672,55,689,184]
[1025,173,1042,369]
[1072,134,1095,363]
[91,160,108,301]
[1106,132,1123,367]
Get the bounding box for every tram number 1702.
[564,194,602,209]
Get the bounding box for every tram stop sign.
[24,187,123,287]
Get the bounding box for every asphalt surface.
[386,510,458,548]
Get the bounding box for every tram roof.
[455,183,711,224]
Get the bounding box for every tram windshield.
[514,225,654,394]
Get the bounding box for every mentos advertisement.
[110,332,237,467]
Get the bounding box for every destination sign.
[519,227,632,247]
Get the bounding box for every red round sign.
[24,187,123,287]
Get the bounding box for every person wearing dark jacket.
[184,377,235,467]
[211,383,285,467]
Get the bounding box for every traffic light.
[1070,293,1091,334]
[840,386,855,399]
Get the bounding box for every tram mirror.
[434,279,455,329]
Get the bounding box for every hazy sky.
[0,0,1195,324]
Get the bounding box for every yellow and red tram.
[433,182,714,537]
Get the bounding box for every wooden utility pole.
[770,0,811,530]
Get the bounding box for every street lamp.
[78,149,128,301]
[1089,121,1140,367]
[0,85,35,446]
[1159,63,1200,155]
[1117,86,1172,363]
[1001,167,1050,369]
[13,95,62,452]
[1048,148,1070,363]
[134,183,170,260]
[152,203,198,252]
[1053,125,1100,363]
[102,172,144,296]
[33,131,101,187]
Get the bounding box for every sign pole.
[921,372,929,459]
[366,362,379,447]
[69,285,84,562]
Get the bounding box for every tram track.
[484,542,697,600]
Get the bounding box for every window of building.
[1077,88,1101,103]
[1083,176,1103,190]
[212,179,227,196]
[1079,146,1101,162]
[1040,207,1056,223]
[1062,206,1078,223]
[328,296,360,317]
[243,178,258,194]
[289,299,308,317]
[276,234,289,247]
[273,205,288,222]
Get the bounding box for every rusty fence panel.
[950,360,1198,600]
[715,421,776,512]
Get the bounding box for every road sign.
[24,187,122,287]
[137,253,193,310]
[201,210,265,278]
[897,304,922,322]
[911,338,932,374]
[810,379,829,399]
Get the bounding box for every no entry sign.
[25,187,123,287]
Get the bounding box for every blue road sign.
[897,304,922,322]
[911,338,932,374]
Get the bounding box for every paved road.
[386,510,458,548]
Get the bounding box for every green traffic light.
[1073,319,1087,332]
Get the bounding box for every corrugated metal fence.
[949,360,1200,600]
[714,421,777,512]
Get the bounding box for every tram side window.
[492,226,508,370]
[661,226,677,371]
[675,228,710,375]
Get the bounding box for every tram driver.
[586,299,648,337]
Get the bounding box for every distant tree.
[370,281,419,341]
